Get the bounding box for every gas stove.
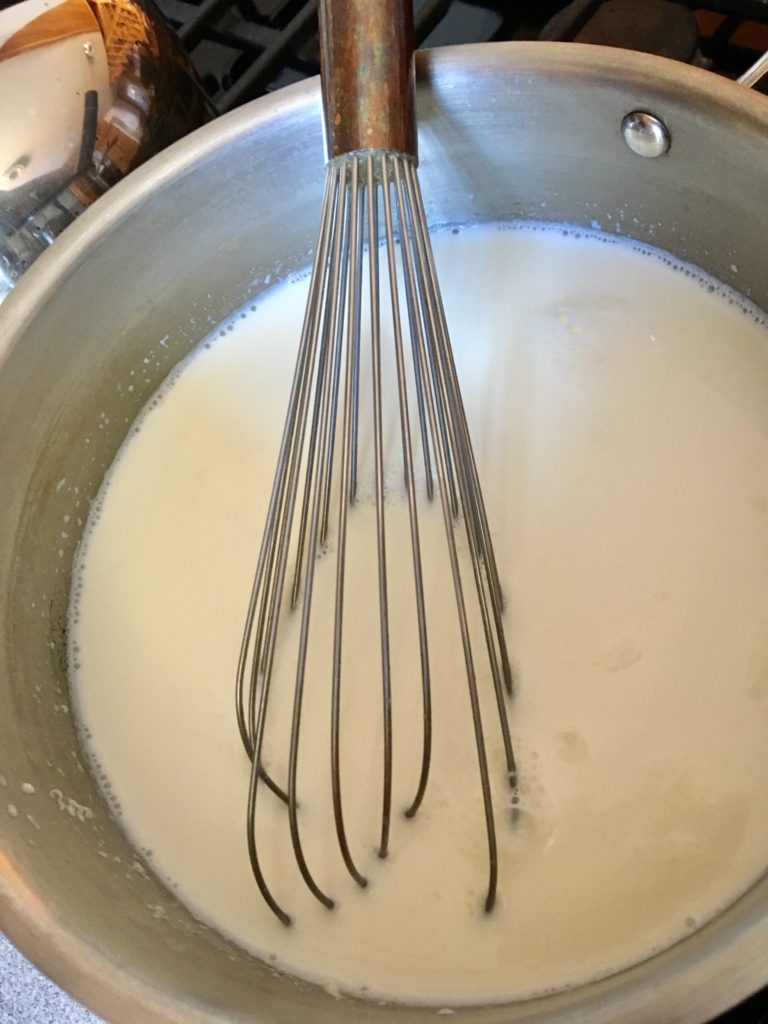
[150,0,768,113]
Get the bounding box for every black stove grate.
[160,0,466,111]
[148,1,768,1020]
[154,0,768,112]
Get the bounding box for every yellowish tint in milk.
[70,225,768,1004]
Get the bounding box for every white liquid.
[71,224,768,1005]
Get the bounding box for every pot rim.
[2,40,768,1024]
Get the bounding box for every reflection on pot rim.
[0,0,212,301]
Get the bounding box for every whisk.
[236,0,517,926]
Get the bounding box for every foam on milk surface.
[70,224,768,1004]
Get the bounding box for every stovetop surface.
[152,0,768,113]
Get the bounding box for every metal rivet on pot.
[621,111,670,158]
[83,42,95,58]
[4,162,25,184]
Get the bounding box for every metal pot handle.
[738,50,768,88]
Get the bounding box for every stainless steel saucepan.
[1,41,767,1024]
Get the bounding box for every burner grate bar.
[179,0,237,47]
[213,0,455,112]
[161,0,201,28]
[218,0,317,109]
[210,19,284,53]
[414,0,455,40]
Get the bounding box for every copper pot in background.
[0,0,212,300]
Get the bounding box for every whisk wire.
[391,155,500,912]
[348,187,365,507]
[287,160,346,910]
[291,161,349,610]
[331,156,370,890]
[406,165,512,699]
[396,166,459,519]
[257,190,334,681]
[402,162,516,786]
[318,187,353,549]
[242,163,346,926]
[250,168,342,691]
[235,167,336,759]
[366,154,395,861]
[380,154,432,820]
[239,152,515,924]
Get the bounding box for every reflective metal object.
[0,0,211,300]
[621,110,671,157]
[1,41,768,1024]
[738,49,768,88]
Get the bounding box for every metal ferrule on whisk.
[318,0,417,160]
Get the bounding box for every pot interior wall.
[1,42,767,1024]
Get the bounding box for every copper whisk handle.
[318,0,417,160]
